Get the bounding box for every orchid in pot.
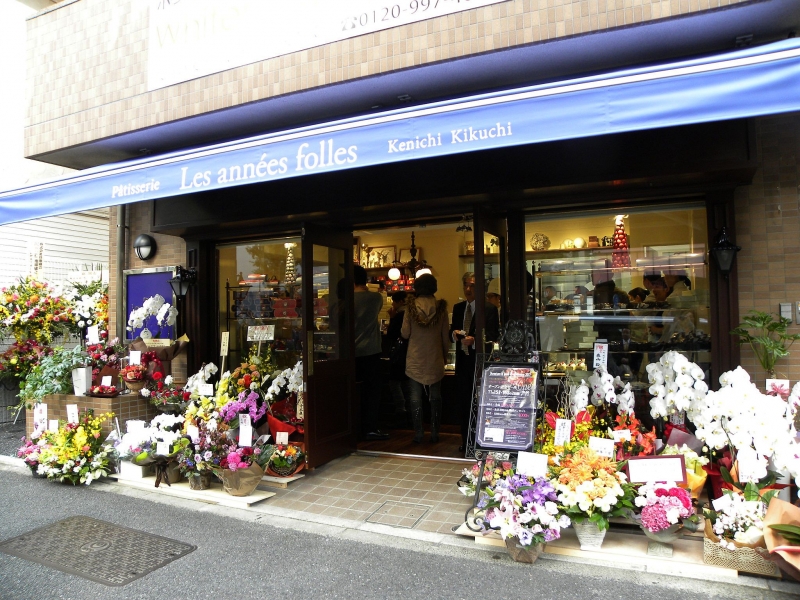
[126,294,177,339]
[479,474,571,562]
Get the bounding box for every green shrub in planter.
[18,345,91,410]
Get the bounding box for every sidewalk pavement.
[1,453,799,599]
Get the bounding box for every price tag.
[554,419,573,447]
[128,351,141,366]
[611,429,632,442]
[220,331,230,356]
[239,414,253,447]
[588,436,615,458]
[101,375,112,387]
[156,442,170,456]
[516,451,549,479]
[187,425,200,443]
[247,325,275,341]
[48,419,59,432]
[276,432,289,445]
[86,325,100,344]
[199,383,214,397]
[593,342,608,370]
[66,404,79,424]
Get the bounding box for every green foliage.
[18,345,91,407]
[731,311,800,374]
[769,524,800,546]
[719,465,780,504]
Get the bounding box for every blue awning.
[2,38,800,225]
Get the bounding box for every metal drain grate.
[0,516,196,586]
[366,501,431,529]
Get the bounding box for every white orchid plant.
[569,365,636,417]
[127,294,177,335]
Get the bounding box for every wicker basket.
[703,520,780,576]
[504,537,543,563]
[124,378,146,392]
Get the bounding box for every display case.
[532,246,711,384]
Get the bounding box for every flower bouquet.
[551,447,637,550]
[0,276,75,344]
[219,389,267,430]
[177,420,227,490]
[36,409,115,485]
[88,384,119,398]
[17,436,47,476]
[117,414,185,486]
[210,428,274,496]
[634,482,699,543]
[0,339,51,385]
[480,474,571,562]
[457,455,514,497]
[661,443,709,499]
[142,373,189,413]
[86,338,124,385]
[119,363,147,392]
[266,442,306,478]
[127,293,177,339]
[702,490,780,576]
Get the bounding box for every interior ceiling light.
[397,94,412,102]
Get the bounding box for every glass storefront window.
[218,238,303,371]
[525,204,710,424]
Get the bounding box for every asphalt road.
[0,465,796,600]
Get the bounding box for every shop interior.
[214,202,711,459]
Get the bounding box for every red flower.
[183,391,191,400]
[152,372,163,381]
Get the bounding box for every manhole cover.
[0,516,196,586]
[366,501,431,529]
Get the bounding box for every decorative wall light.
[168,266,197,299]
[710,227,741,279]
[133,234,156,260]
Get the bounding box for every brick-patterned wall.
[109,202,188,382]
[734,112,800,388]
[25,393,158,439]
[24,0,749,158]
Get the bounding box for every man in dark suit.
[450,272,500,452]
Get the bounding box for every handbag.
[389,336,408,379]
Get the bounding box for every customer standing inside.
[401,275,450,444]
[385,291,410,421]
[451,272,500,452]
[354,265,388,441]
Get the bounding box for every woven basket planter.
[703,519,780,577]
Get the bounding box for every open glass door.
[473,208,508,344]
[301,223,356,468]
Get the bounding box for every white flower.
[164,375,173,386]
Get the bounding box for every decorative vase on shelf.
[573,521,606,550]
[504,537,543,564]
[641,522,684,544]
[124,378,146,393]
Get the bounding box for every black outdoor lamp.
[168,266,197,300]
[710,227,741,279]
[133,234,157,260]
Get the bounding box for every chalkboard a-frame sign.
[475,364,538,452]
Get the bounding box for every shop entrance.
[353,213,509,460]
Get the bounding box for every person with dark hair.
[628,287,648,304]
[354,265,388,440]
[450,272,500,452]
[401,274,450,443]
[385,291,410,419]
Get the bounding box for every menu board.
[476,366,538,451]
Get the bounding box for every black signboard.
[475,365,538,451]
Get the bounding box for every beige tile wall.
[24,0,748,158]
[734,113,800,388]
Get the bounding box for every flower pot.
[504,537,543,564]
[216,462,263,497]
[573,521,606,550]
[28,465,45,479]
[71,367,92,396]
[188,473,212,490]
[641,522,684,544]
[703,519,780,576]
[124,378,146,392]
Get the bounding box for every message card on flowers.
[626,455,686,484]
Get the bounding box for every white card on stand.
[516,451,549,478]
[199,383,214,397]
[101,375,112,386]
[156,442,169,455]
[554,419,572,447]
[86,325,100,344]
[238,414,253,447]
[128,351,141,365]
[48,419,59,432]
[276,432,289,445]
[66,404,79,424]
[589,436,615,458]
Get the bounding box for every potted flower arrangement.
[142,373,188,413]
[634,481,699,544]
[18,345,92,409]
[209,426,274,496]
[551,446,637,550]
[36,409,115,485]
[266,442,306,478]
[480,473,571,563]
[457,455,514,496]
[126,293,177,340]
[117,414,185,486]
[219,389,267,430]
[17,436,47,477]
[0,339,51,385]
[119,363,147,392]
[702,489,780,576]
[88,384,119,397]
[64,275,109,342]
[177,420,227,490]
[86,338,124,385]
[0,276,75,344]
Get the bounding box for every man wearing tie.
[450,272,500,452]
